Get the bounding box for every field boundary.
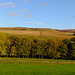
[0,58,75,64]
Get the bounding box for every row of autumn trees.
[0,32,75,59]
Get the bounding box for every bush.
[73,33,75,35]
[71,37,75,42]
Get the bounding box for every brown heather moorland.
[0,27,74,39]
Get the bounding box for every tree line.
[0,32,75,59]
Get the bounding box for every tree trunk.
[7,54,8,57]
[27,55,28,58]
[32,55,34,58]
[17,55,18,58]
[41,55,43,59]
[23,55,24,58]
[0,51,1,57]
[39,55,40,59]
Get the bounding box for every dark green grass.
[0,58,75,75]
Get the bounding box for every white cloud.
[18,9,28,12]
[72,15,75,18]
[26,22,47,25]
[26,13,31,17]
[24,0,30,3]
[32,8,36,10]
[21,9,27,11]
[0,24,3,25]
[39,3,46,6]
[61,6,65,8]
[8,12,19,17]
[8,12,31,18]
[0,2,15,8]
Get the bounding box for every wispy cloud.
[0,2,15,8]
[8,12,19,17]
[21,9,27,11]
[72,15,75,18]
[26,22,47,25]
[18,9,28,12]
[26,13,31,17]
[39,3,46,6]
[61,6,66,8]
[32,8,36,10]
[70,3,75,8]
[8,12,31,18]
[0,24,3,25]
[24,0,30,3]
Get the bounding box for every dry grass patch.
[0,29,75,39]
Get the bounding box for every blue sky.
[0,0,75,29]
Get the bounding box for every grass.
[0,64,75,75]
[0,58,75,75]
[4,33,13,36]
[0,28,75,39]
[0,57,75,62]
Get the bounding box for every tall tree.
[11,46,17,57]
[57,43,68,59]
[0,33,7,56]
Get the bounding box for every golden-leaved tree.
[0,33,7,56]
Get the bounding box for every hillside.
[55,29,75,33]
[0,27,52,31]
[0,27,75,39]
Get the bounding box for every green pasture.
[4,33,13,36]
[0,58,75,75]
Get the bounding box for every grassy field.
[0,28,75,39]
[0,58,75,75]
[4,33,13,36]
